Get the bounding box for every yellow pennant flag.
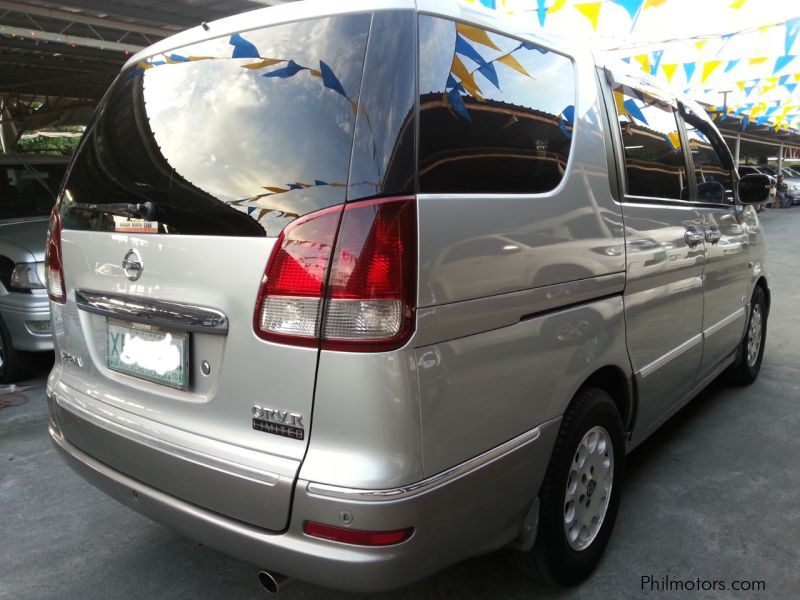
[695,40,708,52]
[749,57,768,65]
[662,63,678,82]
[701,60,722,83]
[613,90,630,118]
[666,132,681,150]
[450,55,484,99]
[761,83,777,94]
[794,74,800,82]
[263,187,289,194]
[736,80,746,92]
[730,0,746,8]
[644,0,668,8]
[456,23,500,50]
[241,58,283,70]
[765,76,778,84]
[633,54,650,73]
[574,2,603,30]
[496,53,531,77]
[758,24,771,35]
[548,0,567,14]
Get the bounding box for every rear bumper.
[48,392,560,592]
[0,292,52,351]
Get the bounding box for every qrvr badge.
[252,405,305,440]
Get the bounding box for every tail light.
[254,196,416,352]
[45,208,66,304]
[303,521,414,546]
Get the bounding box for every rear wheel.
[727,286,767,386]
[512,387,625,586]
[0,316,33,383]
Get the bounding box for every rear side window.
[60,14,372,236]
[418,16,576,194]
[614,85,687,200]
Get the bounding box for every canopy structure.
[0,0,291,152]
[465,0,800,141]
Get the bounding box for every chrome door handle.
[684,230,704,247]
[705,228,721,244]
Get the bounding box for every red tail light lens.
[253,197,416,351]
[303,521,414,546]
[45,208,66,304]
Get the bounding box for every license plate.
[107,319,189,390]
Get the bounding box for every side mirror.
[737,174,772,205]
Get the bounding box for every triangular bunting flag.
[786,18,800,55]
[683,62,696,82]
[701,60,722,83]
[455,23,501,50]
[574,2,603,30]
[724,59,739,73]
[774,55,796,74]
[610,0,644,20]
[662,63,678,83]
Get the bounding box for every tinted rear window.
[60,14,373,236]
[418,16,576,194]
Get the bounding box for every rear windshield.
[59,14,375,236]
[1,163,64,220]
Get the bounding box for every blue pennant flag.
[247,207,257,215]
[650,50,664,76]
[623,98,648,125]
[263,60,306,79]
[168,54,189,63]
[287,184,304,190]
[741,117,748,130]
[774,55,796,74]
[562,105,575,126]
[455,35,488,67]
[477,62,500,89]
[447,88,471,122]
[536,0,547,26]
[745,85,755,96]
[779,74,790,85]
[786,83,798,94]
[724,59,739,73]
[756,115,769,126]
[314,180,328,186]
[765,104,780,116]
[683,62,696,82]
[611,0,644,20]
[446,74,465,93]
[786,17,800,55]
[319,61,348,98]
[479,0,496,7]
[229,33,260,59]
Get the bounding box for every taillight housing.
[45,208,66,304]
[254,196,416,352]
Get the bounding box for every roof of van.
[124,0,579,71]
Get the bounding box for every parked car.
[0,155,67,381]
[45,0,772,593]
[759,165,800,206]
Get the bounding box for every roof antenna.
[201,21,210,31]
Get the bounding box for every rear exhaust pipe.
[258,571,289,595]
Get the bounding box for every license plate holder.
[106,319,190,390]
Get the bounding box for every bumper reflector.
[303,521,413,546]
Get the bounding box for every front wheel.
[727,286,767,386]
[511,387,625,586]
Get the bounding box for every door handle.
[705,228,722,244]
[684,230,704,247]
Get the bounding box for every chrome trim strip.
[703,307,746,339]
[307,418,556,501]
[637,333,703,379]
[75,289,228,334]
[52,391,280,486]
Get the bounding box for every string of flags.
[461,0,800,133]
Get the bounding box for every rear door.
[680,106,750,375]
[602,72,706,443]
[53,12,374,530]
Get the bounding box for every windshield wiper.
[69,201,160,220]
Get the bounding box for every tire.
[0,315,34,383]
[511,387,625,586]
[727,286,767,386]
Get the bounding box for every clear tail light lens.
[45,208,66,304]
[254,196,416,352]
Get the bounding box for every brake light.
[45,208,66,304]
[303,521,414,546]
[254,197,416,351]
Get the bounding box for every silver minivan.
[46,0,772,592]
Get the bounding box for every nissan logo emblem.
[122,249,143,281]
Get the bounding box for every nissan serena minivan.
[45,0,772,592]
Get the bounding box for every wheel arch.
[575,365,635,435]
